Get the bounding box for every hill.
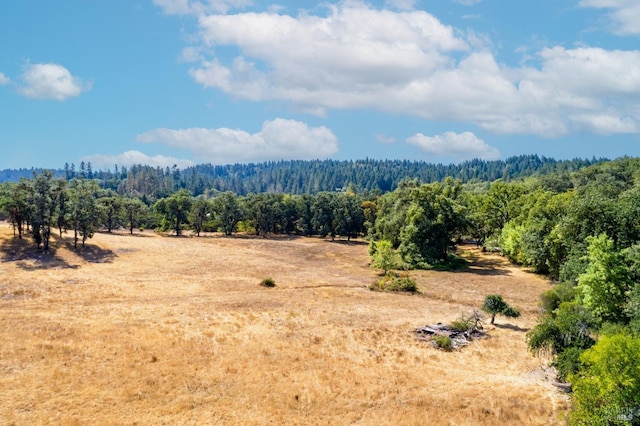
[0,155,605,196]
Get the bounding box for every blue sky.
[1,0,639,170]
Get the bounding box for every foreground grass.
[0,226,568,425]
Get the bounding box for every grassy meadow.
[0,224,569,425]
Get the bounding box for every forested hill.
[0,155,605,197]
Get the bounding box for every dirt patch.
[0,224,568,425]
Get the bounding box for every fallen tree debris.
[414,311,487,350]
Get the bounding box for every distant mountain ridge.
[0,155,607,197]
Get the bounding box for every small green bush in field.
[451,317,475,333]
[433,335,453,351]
[369,275,417,293]
[260,277,276,288]
[386,277,417,292]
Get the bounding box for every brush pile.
[414,311,487,350]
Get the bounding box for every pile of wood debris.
[414,312,487,350]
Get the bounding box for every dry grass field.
[0,223,569,425]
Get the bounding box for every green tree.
[312,192,336,240]
[397,182,467,267]
[577,234,631,324]
[244,193,278,237]
[482,294,521,324]
[334,192,364,241]
[28,170,65,251]
[212,191,243,236]
[279,194,299,235]
[570,333,640,425]
[68,178,101,248]
[369,239,400,275]
[55,184,69,238]
[98,191,123,232]
[122,197,147,234]
[478,181,526,239]
[499,222,526,264]
[0,181,30,239]
[294,194,314,236]
[189,198,211,236]
[154,189,192,236]
[373,179,417,247]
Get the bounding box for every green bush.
[433,335,453,351]
[451,317,475,333]
[386,277,417,292]
[570,334,640,425]
[369,275,417,293]
[552,346,584,381]
[260,277,276,288]
[450,311,484,333]
[540,282,575,316]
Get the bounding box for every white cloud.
[579,0,640,35]
[0,72,10,85]
[136,118,339,164]
[182,3,640,137]
[191,3,468,113]
[81,150,195,170]
[407,131,500,161]
[153,0,252,15]
[18,63,91,101]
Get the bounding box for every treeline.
[465,156,640,424]
[0,155,604,197]
[0,173,379,248]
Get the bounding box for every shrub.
[386,277,417,292]
[450,311,484,333]
[540,281,575,316]
[552,346,584,381]
[451,317,475,333]
[369,275,417,293]
[260,277,276,288]
[433,335,453,351]
[570,334,640,425]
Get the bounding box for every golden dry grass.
[0,224,569,425]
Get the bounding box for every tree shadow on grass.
[327,238,368,246]
[492,323,530,332]
[457,251,512,276]
[0,236,77,270]
[64,242,117,263]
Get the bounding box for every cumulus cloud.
[191,3,468,115]
[153,0,252,15]
[81,150,195,170]
[181,2,640,137]
[579,0,640,35]
[18,63,91,100]
[407,131,500,161]
[0,72,10,85]
[136,118,339,164]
